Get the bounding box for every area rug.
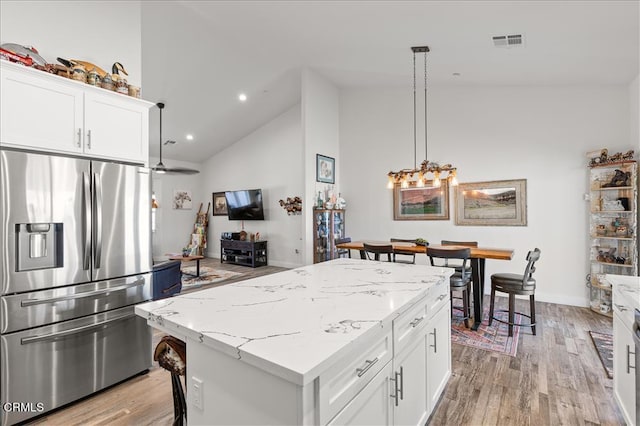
[589,331,614,379]
[181,266,244,290]
[451,301,522,357]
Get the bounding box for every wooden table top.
[168,255,205,261]
[336,241,514,261]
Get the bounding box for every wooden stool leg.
[508,293,515,337]
[488,285,496,326]
[530,294,537,335]
[462,288,470,328]
[171,374,183,426]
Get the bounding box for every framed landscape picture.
[316,154,335,184]
[212,192,228,216]
[454,179,527,226]
[393,181,449,220]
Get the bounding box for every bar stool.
[390,238,418,264]
[427,247,472,328]
[489,248,541,337]
[154,336,187,426]
[335,237,352,258]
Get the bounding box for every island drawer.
[425,277,450,320]
[393,295,429,355]
[318,327,392,425]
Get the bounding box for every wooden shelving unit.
[587,159,638,316]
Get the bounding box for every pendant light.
[387,46,457,189]
[151,102,200,175]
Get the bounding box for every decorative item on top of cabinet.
[586,151,637,317]
[313,208,345,263]
[278,196,302,215]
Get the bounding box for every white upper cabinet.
[0,61,152,165]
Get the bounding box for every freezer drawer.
[0,305,152,426]
[0,273,151,334]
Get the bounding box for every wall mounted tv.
[225,189,265,220]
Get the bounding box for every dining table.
[335,240,515,330]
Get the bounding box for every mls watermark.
[2,402,45,413]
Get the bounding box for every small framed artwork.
[173,190,193,210]
[393,180,449,220]
[454,179,527,226]
[212,192,228,216]
[316,154,335,184]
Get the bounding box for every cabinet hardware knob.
[437,293,447,301]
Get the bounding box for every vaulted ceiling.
[141,1,639,163]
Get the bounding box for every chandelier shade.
[387,46,458,189]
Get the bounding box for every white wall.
[340,85,631,306]
[630,74,639,148]
[302,69,340,264]
[201,106,303,268]
[0,1,142,87]
[151,158,203,260]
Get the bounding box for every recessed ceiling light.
[186,134,194,141]
[452,72,461,77]
[238,93,247,102]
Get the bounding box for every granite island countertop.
[608,274,640,313]
[136,258,453,386]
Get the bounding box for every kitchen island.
[136,258,453,425]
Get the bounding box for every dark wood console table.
[220,240,268,268]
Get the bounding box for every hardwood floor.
[30,259,623,425]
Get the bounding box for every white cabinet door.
[328,361,393,426]
[613,311,636,426]
[1,66,83,154]
[392,336,428,426]
[426,304,451,412]
[84,92,148,163]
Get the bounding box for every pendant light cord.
[413,51,417,169]
[424,51,428,164]
[158,103,163,164]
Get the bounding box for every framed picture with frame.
[454,179,527,226]
[393,180,449,220]
[212,192,228,216]
[316,154,335,184]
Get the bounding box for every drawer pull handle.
[356,357,379,377]
[437,293,447,301]
[389,367,403,406]
[614,303,628,312]
[430,328,438,353]
[627,344,635,374]
[409,316,424,328]
[76,128,82,147]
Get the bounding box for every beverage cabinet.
[313,209,345,263]
[587,160,638,316]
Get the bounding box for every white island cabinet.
[608,274,639,426]
[135,259,453,425]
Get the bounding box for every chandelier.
[387,46,458,189]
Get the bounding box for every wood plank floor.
[30,258,624,425]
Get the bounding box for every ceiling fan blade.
[163,167,200,175]
[153,102,200,175]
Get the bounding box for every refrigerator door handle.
[20,313,134,344]
[83,172,91,270]
[93,172,103,269]
[20,277,146,307]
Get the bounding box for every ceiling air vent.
[492,34,524,48]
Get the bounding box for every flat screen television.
[225,189,265,220]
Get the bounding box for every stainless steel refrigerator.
[0,149,153,425]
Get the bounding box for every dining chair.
[363,243,393,262]
[390,238,418,264]
[440,240,478,273]
[335,237,352,258]
[489,248,541,337]
[154,335,187,425]
[427,247,472,328]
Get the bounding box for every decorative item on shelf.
[87,69,101,87]
[278,196,302,215]
[335,193,346,209]
[587,148,635,167]
[71,63,87,83]
[601,169,631,187]
[602,199,625,211]
[316,191,323,209]
[386,46,458,189]
[100,73,114,91]
[1,43,47,67]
